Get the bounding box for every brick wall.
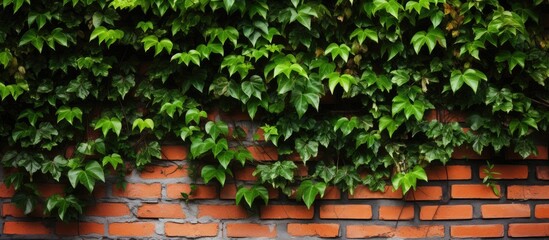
[1,112,549,238]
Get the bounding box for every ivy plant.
[1,0,548,218]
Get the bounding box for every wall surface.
[1,113,549,239]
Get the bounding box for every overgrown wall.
[1,112,549,239]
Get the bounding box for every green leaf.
[132,118,154,132]
[236,185,269,207]
[94,117,123,137]
[102,153,123,170]
[56,106,82,125]
[201,165,228,186]
[205,121,229,140]
[450,69,487,93]
[85,161,105,183]
[296,180,326,209]
[185,108,207,125]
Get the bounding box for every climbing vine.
[1,0,549,220]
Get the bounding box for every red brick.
[319,204,372,219]
[506,145,548,160]
[65,145,75,158]
[426,165,471,180]
[112,183,161,199]
[247,146,278,161]
[537,166,549,180]
[137,203,186,218]
[3,222,50,235]
[287,223,339,238]
[451,224,504,238]
[481,204,530,218]
[160,145,188,160]
[349,185,402,199]
[139,165,187,179]
[254,127,265,141]
[226,223,276,238]
[536,204,549,218]
[379,205,415,220]
[322,186,341,199]
[346,225,394,238]
[37,183,65,198]
[166,184,217,199]
[405,186,442,201]
[108,222,155,237]
[451,184,501,199]
[297,165,308,176]
[0,183,15,198]
[396,225,445,238]
[346,225,444,239]
[198,205,248,219]
[165,223,219,237]
[508,185,549,199]
[452,145,492,159]
[424,109,467,122]
[219,110,251,121]
[86,202,130,217]
[56,222,104,236]
[420,205,472,220]
[234,166,257,181]
[509,223,549,237]
[260,205,313,219]
[479,164,528,179]
[2,203,44,217]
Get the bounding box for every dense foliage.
[1,0,548,220]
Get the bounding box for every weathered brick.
[86,202,130,217]
[139,165,187,179]
[198,205,248,219]
[420,205,472,220]
[108,222,155,237]
[508,185,549,199]
[346,225,444,239]
[3,222,50,235]
[137,203,186,218]
[165,223,218,237]
[160,145,188,160]
[426,165,471,180]
[349,186,402,199]
[226,223,276,238]
[479,165,528,179]
[536,166,549,180]
[260,205,313,219]
[287,223,339,238]
[451,184,500,199]
[535,204,549,218]
[379,205,415,220]
[508,223,549,237]
[481,204,530,218]
[56,222,104,236]
[319,204,372,219]
[0,183,15,198]
[112,183,161,199]
[405,186,443,201]
[247,146,278,161]
[451,224,504,238]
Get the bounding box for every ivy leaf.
[19,29,44,52]
[112,74,136,99]
[185,108,207,125]
[0,50,12,68]
[410,28,446,54]
[201,165,228,186]
[56,106,82,125]
[379,115,402,137]
[94,117,123,136]
[495,51,526,72]
[350,28,378,44]
[190,137,216,158]
[324,43,351,62]
[328,73,357,93]
[236,185,269,207]
[132,118,154,132]
[160,100,184,118]
[217,150,234,169]
[296,180,326,209]
[205,121,229,140]
[450,69,488,93]
[102,153,123,170]
[295,139,318,163]
[241,75,266,100]
[373,0,402,19]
